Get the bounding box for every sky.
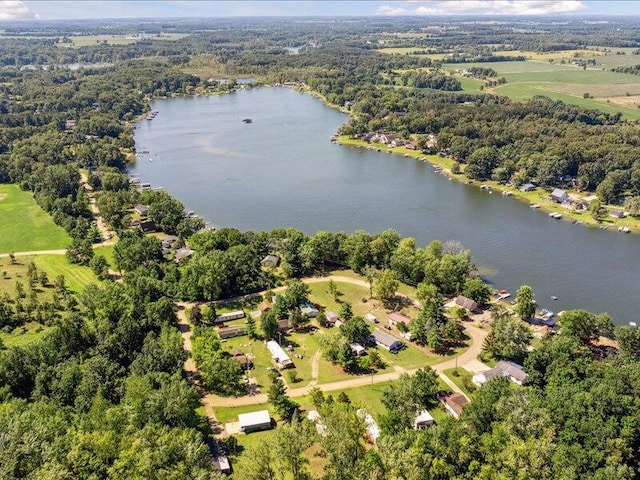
[1,1,640,21]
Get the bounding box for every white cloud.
[377,1,585,16]
[0,1,38,19]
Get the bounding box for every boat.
[618,226,630,233]
[630,322,637,327]
[551,296,558,301]
[496,289,511,300]
[502,191,514,196]
[242,118,252,123]
[549,212,562,219]
[530,204,540,209]
[480,184,490,190]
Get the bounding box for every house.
[324,311,339,327]
[610,209,625,219]
[519,183,535,192]
[174,248,194,262]
[472,360,529,386]
[350,343,366,356]
[215,310,245,323]
[259,300,272,313]
[454,295,479,312]
[139,220,156,233]
[134,204,149,216]
[441,393,468,419]
[365,313,378,323]
[261,254,280,267]
[267,340,294,369]
[161,235,178,249]
[300,303,319,318]
[405,140,418,150]
[550,188,569,203]
[388,312,411,327]
[413,410,435,429]
[65,119,77,130]
[371,330,404,353]
[238,410,272,433]
[232,349,253,370]
[218,325,246,339]
[357,409,380,444]
[213,455,231,474]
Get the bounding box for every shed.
[454,295,479,312]
[232,350,253,370]
[139,220,156,233]
[388,312,411,327]
[261,254,280,267]
[371,330,403,353]
[413,410,435,429]
[213,455,231,474]
[300,303,319,318]
[550,188,568,203]
[277,318,290,332]
[238,410,272,433]
[519,183,535,192]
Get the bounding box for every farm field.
[0,184,71,254]
[57,33,190,48]
[444,60,640,119]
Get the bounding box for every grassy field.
[32,255,98,293]
[0,184,70,253]
[0,322,50,348]
[93,244,115,267]
[443,60,640,120]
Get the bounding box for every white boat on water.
[630,322,637,327]
[530,204,540,209]
[618,226,630,233]
[549,212,562,219]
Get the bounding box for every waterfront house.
[550,188,569,203]
[238,410,272,433]
[388,312,411,328]
[519,183,535,192]
[218,325,246,339]
[610,209,625,219]
[472,360,528,386]
[441,393,468,419]
[161,235,178,249]
[261,254,280,267]
[405,140,418,150]
[413,410,435,429]
[371,329,403,353]
[454,295,479,312]
[134,204,149,216]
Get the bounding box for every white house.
[238,410,272,433]
[472,360,528,386]
[266,340,294,369]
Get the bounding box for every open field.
[0,184,70,254]
[57,33,189,48]
[0,254,96,296]
[0,322,50,348]
[444,60,640,120]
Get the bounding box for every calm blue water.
[132,87,639,325]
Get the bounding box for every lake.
[132,87,639,325]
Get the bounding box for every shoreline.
[337,135,638,235]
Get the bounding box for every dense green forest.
[1,16,640,479]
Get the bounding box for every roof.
[134,204,149,214]
[266,340,292,365]
[365,313,377,322]
[443,393,468,416]
[175,248,194,261]
[414,410,434,425]
[454,295,479,311]
[371,329,402,348]
[325,311,339,321]
[388,312,411,325]
[357,409,380,442]
[519,183,535,191]
[551,188,567,198]
[495,360,528,382]
[213,456,230,472]
[238,410,271,428]
[261,254,280,266]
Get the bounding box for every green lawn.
[443,368,477,398]
[0,322,50,348]
[93,245,115,267]
[32,255,99,293]
[0,184,70,253]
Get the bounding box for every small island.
[242,118,252,123]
